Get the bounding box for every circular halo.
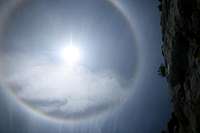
[0,0,141,122]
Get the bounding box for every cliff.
[159,0,200,133]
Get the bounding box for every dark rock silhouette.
[159,0,200,132]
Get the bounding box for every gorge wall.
[159,0,200,133]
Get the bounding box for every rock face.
[159,0,200,133]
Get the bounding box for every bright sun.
[60,45,81,65]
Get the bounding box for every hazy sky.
[0,0,171,133]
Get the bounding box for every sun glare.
[60,45,81,65]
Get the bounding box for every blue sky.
[0,0,171,133]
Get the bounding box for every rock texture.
[159,0,200,133]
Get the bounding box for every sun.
[60,45,81,65]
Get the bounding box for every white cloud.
[0,54,132,118]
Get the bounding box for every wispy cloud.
[0,54,132,119]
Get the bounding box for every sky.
[0,0,171,133]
